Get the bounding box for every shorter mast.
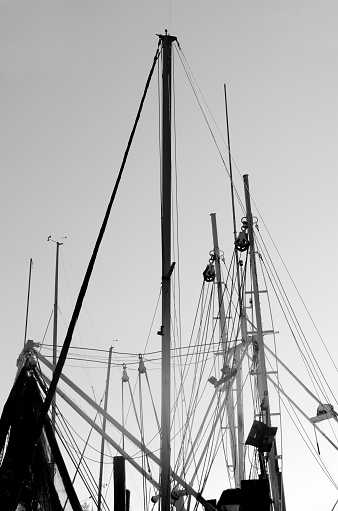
[48,236,64,431]
[98,346,113,511]
[210,213,239,485]
[53,241,62,371]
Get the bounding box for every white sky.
[1,1,338,510]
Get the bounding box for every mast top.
[157,31,177,43]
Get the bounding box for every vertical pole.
[243,176,269,418]
[159,32,176,511]
[52,241,62,432]
[53,242,61,369]
[210,213,238,485]
[98,346,113,511]
[223,85,245,483]
[243,174,280,509]
[236,278,246,483]
[114,456,126,511]
[126,489,131,511]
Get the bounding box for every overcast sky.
[1,1,338,510]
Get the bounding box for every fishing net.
[0,366,82,511]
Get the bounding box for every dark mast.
[159,32,176,511]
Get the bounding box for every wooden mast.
[159,31,176,511]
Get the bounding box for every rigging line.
[57,307,99,403]
[174,282,210,388]
[197,411,222,494]
[224,84,238,239]
[196,387,230,494]
[49,351,218,369]
[138,375,148,511]
[143,287,162,355]
[171,44,182,358]
[277,385,338,489]
[43,383,112,463]
[262,282,337,492]
[258,257,285,480]
[172,278,235,478]
[255,234,320,380]
[173,368,205,480]
[170,282,211,430]
[175,285,216,447]
[263,352,338,489]
[138,373,152,480]
[57,421,110,511]
[178,44,329,411]
[173,287,217,478]
[260,255,338,410]
[256,207,338,394]
[219,420,235,487]
[190,350,245,482]
[184,293,213,415]
[127,379,148,452]
[199,351,252,490]
[258,245,334,407]
[256,249,316,379]
[61,247,103,351]
[39,309,54,346]
[255,239,315,380]
[219,254,242,355]
[37,373,104,509]
[175,45,246,216]
[122,378,125,451]
[41,339,223,355]
[145,371,161,432]
[177,390,219,482]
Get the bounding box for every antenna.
[23,258,33,347]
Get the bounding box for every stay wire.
[172,283,214,483]
[171,282,213,481]
[175,45,246,217]
[242,180,338,409]
[257,234,336,407]
[37,372,105,510]
[257,254,285,473]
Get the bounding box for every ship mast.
[159,32,176,511]
[210,214,239,484]
[243,175,282,510]
[48,237,64,431]
[224,85,245,483]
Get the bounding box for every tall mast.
[159,31,176,511]
[243,175,281,509]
